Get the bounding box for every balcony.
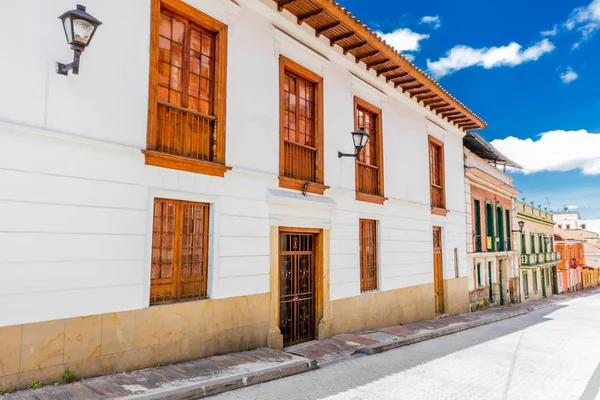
[520,252,561,266]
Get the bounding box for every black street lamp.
[338,127,370,158]
[512,220,525,233]
[57,5,102,75]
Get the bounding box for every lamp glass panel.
[63,17,73,43]
[352,132,362,148]
[73,19,95,45]
[360,132,370,147]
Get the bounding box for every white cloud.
[566,0,600,47]
[560,67,578,83]
[375,28,429,61]
[420,15,441,29]
[426,39,555,78]
[490,130,600,175]
[568,205,580,210]
[572,22,600,49]
[541,25,559,36]
[375,28,429,52]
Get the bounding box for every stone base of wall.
[443,277,469,315]
[0,294,270,391]
[330,283,435,335]
[469,286,491,312]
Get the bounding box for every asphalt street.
[212,293,600,400]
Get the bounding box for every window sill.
[356,192,387,204]
[143,150,232,177]
[279,176,329,195]
[149,296,209,307]
[431,206,449,216]
[360,289,379,295]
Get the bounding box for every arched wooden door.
[433,226,444,315]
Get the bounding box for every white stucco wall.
[0,0,470,327]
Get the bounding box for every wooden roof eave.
[303,0,487,130]
[273,0,487,131]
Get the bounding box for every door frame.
[270,227,324,347]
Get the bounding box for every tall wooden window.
[533,270,538,292]
[505,210,511,251]
[145,0,230,177]
[279,57,326,194]
[150,198,210,304]
[522,271,529,297]
[474,199,482,252]
[530,234,535,255]
[359,219,378,292]
[355,97,384,204]
[428,136,446,214]
[496,205,504,251]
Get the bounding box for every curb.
[121,359,317,400]
[360,309,528,356]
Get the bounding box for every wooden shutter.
[429,136,445,209]
[359,219,378,292]
[151,199,178,304]
[150,198,209,305]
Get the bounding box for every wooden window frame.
[359,219,379,292]
[428,135,447,215]
[473,198,482,252]
[354,97,385,204]
[278,56,328,195]
[144,0,231,177]
[150,198,210,305]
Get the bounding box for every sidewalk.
[6,287,599,399]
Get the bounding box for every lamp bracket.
[57,49,82,76]
[338,151,359,159]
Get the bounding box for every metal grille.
[279,233,315,346]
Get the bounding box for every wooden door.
[433,227,444,315]
[279,233,315,346]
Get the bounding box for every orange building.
[555,230,585,292]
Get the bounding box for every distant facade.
[554,229,585,293]
[464,132,520,311]
[516,201,559,301]
[553,212,600,237]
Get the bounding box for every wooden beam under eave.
[461,124,479,130]
[452,118,471,125]
[415,92,438,101]
[407,87,429,96]
[315,21,340,37]
[366,58,390,70]
[441,110,461,118]
[342,40,367,54]
[447,115,467,122]
[435,106,454,114]
[297,9,324,25]
[385,71,408,82]
[376,66,399,77]
[395,77,417,88]
[330,32,354,47]
[277,0,297,12]
[458,121,477,128]
[421,96,442,106]
[426,101,448,109]
[355,50,379,63]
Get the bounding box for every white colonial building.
[0,0,486,388]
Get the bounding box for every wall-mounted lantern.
[512,220,525,233]
[57,5,102,75]
[338,127,370,159]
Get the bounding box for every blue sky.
[338,0,600,217]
